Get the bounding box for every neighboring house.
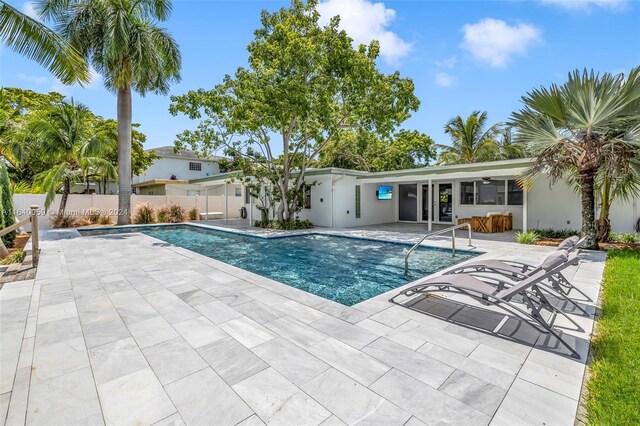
[132,146,224,195]
[193,158,639,233]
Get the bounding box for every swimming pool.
[80,225,478,306]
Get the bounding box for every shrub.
[133,203,156,224]
[254,219,313,230]
[51,214,77,228]
[188,206,199,221]
[621,233,640,244]
[87,209,101,224]
[533,228,581,239]
[0,164,16,247]
[156,205,169,223]
[167,203,186,223]
[98,215,113,225]
[516,230,540,245]
[0,250,26,265]
[75,217,93,227]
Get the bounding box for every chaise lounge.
[391,251,584,358]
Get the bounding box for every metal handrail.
[404,223,473,274]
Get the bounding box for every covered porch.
[356,160,530,234]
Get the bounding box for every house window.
[460,182,474,205]
[304,185,311,209]
[507,180,524,205]
[189,162,202,171]
[187,190,200,196]
[476,180,505,205]
[245,188,251,204]
[235,187,242,197]
[355,185,361,219]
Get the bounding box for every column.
[427,178,433,232]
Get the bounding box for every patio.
[0,223,604,425]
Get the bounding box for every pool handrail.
[404,223,473,274]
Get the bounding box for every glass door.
[421,184,433,221]
[398,184,418,221]
[438,183,453,223]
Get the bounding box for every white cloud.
[435,72,455,87]
[87,67,103,88]
[435,56,457,69]
[21,2,38,19]
[317,0,412,65]
[461,18,541,68]
[17,73,48,85]
[540,0,627,11]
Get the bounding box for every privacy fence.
[13,194,245,231]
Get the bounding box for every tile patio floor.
[0,223,605,426]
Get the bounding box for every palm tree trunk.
[117,85,132,225]
[59,177,70,216]
[579,170,598,249]
[596,177,612,243]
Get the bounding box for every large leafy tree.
[0,1,89,84]
[37,0,181,224]
[437,111,502,165]
[318,129,436,171]
[28,99,116,214]
[170,0,419,223]
[512,68,640,249]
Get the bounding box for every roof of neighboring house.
[132,179,189,188]
[150,146,226,161]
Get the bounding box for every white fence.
[13,194,245,231]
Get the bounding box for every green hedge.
[0,165,16,247]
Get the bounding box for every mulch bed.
[10,233,31,252]
[534,238,640,251]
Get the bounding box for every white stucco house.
[132,146,224,195]
[191,158,639,234]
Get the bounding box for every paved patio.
[0,223,605,425]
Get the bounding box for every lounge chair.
[445,236,590,302]
[390,251,583,358]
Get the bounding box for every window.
[245,188,251,204]
[187,190,201,196]
[507,180,524,205]
[476,180,505,205]
[304,185,312,209]
[460,182,474,205]
[189,162,202,171]
[235,187,242,197]
[355,185,361,219]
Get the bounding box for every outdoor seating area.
[458,213,514,233]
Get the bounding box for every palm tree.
[36,0,181,224]
[595,137,640,242]
[511,68,640,249]
[0,1,88,84]
[437,111,501,165]
[28,99,116,214]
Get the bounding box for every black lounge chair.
[390,251,583,358]
[445,236,590,303]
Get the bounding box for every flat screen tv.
[377,185,393,200]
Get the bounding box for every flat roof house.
[191,158,639,234]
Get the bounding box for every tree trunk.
[578,170,598,249]
[117,85,132,225]
[0,240,9,259]
[58,177,70,217]
[596,178,612,243]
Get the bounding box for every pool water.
[81,225,477,306]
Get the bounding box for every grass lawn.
[585,249,640,425]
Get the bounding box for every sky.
[2,0,640,155]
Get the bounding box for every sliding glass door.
[438,183,453,223]
[398,184,418,221]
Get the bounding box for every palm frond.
[0,1,89,84]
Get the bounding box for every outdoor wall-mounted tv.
[377,185,393,200]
